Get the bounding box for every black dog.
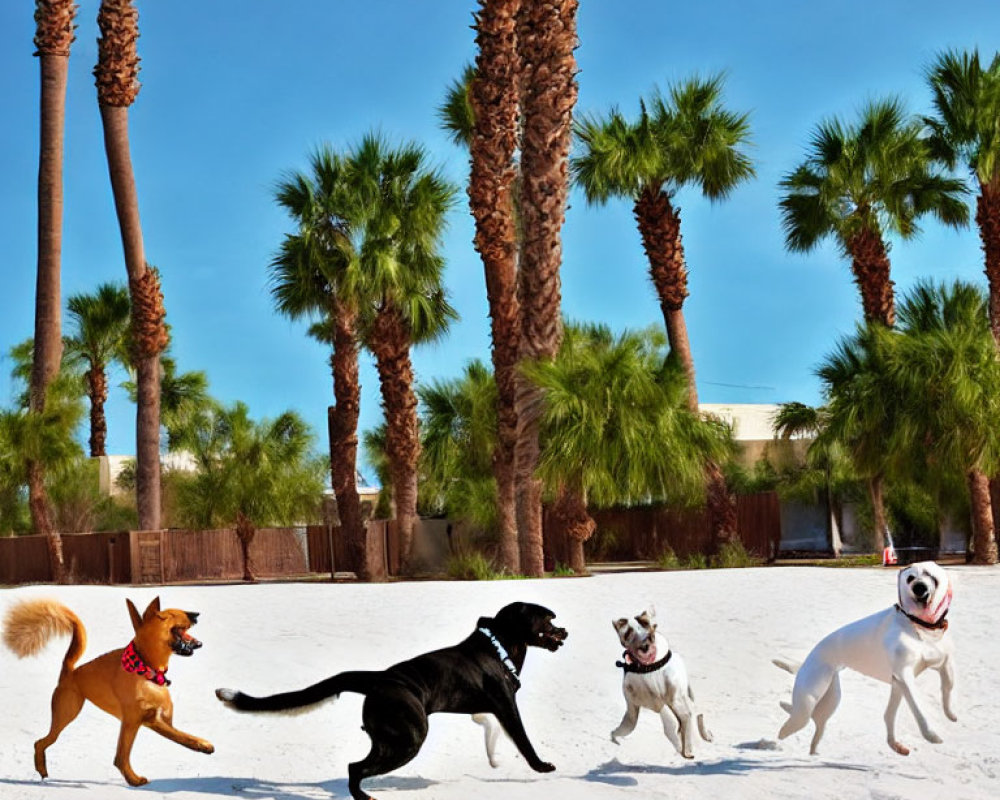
[216,601,567,800]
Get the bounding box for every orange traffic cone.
[882,545,897,566]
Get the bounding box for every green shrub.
[711,541,762,569]
[446,551,501,580]
[551,562,576,577]
[683,552,709,569]
[656,547,681,569]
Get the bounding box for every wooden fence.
[0,493,781,585]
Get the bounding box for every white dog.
[774,561,956,755]
[610,605,712,759]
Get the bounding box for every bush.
[683,552,709,569]
[711,541,762,569]
[656,547,681,569]
[446,551,501,580]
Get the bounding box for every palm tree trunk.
[370,303,421,575]
[633,189,737,546]
[96,2,166,532]
[552,484,594,574]
[327,300,370,580]
[968,468,998,565]
[30,0,77,582]
[86,364,109,457]
[846,226,896,327]
[867,473,888,552]
[514,0,578,577]
[235,511,257,582]
[471,0,522,575]
[974,181,1000,545]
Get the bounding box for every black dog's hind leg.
[348,692,429,800]
[491,697,555,773]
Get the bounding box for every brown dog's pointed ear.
[142,596,162,621]
[126,599,142,632]
[613,617,628,633]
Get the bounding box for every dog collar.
[895,604,949,632]
[477,626,521,688]
[121,641,170,686]
[616,649,672,674]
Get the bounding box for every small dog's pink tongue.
[634,644,658,665]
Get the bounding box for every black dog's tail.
[215,670,377,714]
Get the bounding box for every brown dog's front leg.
[146,708,215,754]
[114,719,147,786]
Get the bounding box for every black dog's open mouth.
[537,622,568,651]
[171,626,202,656]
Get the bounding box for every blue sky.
[2,1,1000,481]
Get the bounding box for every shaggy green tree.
[169,401,325,579]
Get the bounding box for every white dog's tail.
[772,657,801,675]
[686,685,714,742]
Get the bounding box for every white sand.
[1,565,998,799]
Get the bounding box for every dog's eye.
[906,575,915,584]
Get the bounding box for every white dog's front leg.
[939,658,958,722]
[665,695,695,759]
[894,668,942,745]
[657,706,689,758]
[611,701,639,744]
[885,680,909,754]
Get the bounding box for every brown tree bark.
[96,1,166,532]
[551,485,594,574]
[326,299,371,580]
[634,188,737,545]
[514,0,578,577]
[30,0,77,582]
[369,303,421,575]
[235,511,257,582]
[470,0,522,575]
[968,469,998,565]
[86,364,109,457]
[846,226,896,327]
[867,474,888,553]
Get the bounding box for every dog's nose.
[912,581,929,600]
[187,611,200,624]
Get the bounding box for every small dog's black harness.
[477,626,521,688]
[894,604,949,632]
[616,649,672,674]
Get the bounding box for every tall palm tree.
[573,74,755,547]
[269,147,371,580]
[524,323,733,573]
[65,282,130,457]
[926,50,1000,342]
[780,97,969,327]
[467,0,523,573]
[94,0,167,531]
[346,135,458,574]
[514,0,578,576]
[891,280,1000,564]
[30,0,78,580]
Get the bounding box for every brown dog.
[2,596,214,786]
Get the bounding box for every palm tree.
[65,282,130,457]
[514,0,578,576]
[891,280,1000,564]
[170,401,326,578]
[464,0,523,573]
[780,97,969,327]
[342,135,457,574]
[817,323,903,552]
[926,50,1000,343]
[29,0,78,579]
[523,323,733,573]
[94,0,168,531]
[269,147,371,579]
[573,74,755,547]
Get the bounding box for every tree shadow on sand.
[584,756,870,787]
[0,775,436,799]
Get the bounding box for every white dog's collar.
[478,626,521,687]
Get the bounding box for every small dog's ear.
[142,596,162,620]
[613,617,628,633]
[635,611,652,630]
[126,599,142,632]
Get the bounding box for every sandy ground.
[1,564,998,800]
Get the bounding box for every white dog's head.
[612,605,661,666]
[897,561,952,626]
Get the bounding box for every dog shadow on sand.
[584,750,869,788]
[0,775,436,799]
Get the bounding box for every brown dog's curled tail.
[2,599,86,676]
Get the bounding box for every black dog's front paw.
[532,761,556,773]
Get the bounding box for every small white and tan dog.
[775,560,956,756]
[610,605,712,759]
